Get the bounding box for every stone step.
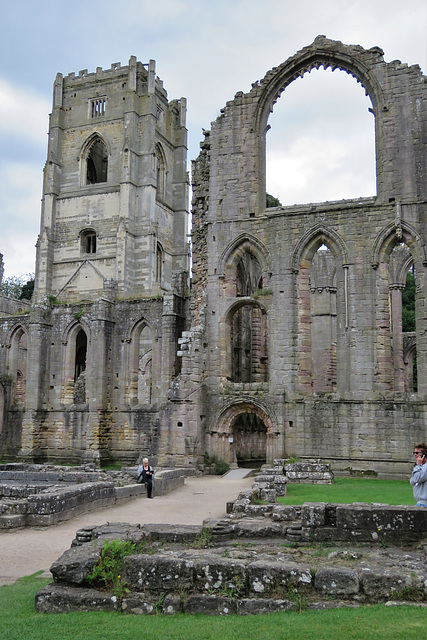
[0,514,26,529]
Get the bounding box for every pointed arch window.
[75,329,87,381]
[156,242,164,284]
[8,327,27,406]
[82,136,108,186]
[229,302,268,383]
[236,253,263,296]
[155,143,167,200]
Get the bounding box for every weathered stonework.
[35,519,427,615]
[0,37,426,474]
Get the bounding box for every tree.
[266,193,281,208]
[402,270,415,332]
[1,274,35,301]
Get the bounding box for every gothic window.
[230,303,268,382]
[74,329,87,381]
[265,67,376,207]
[84,136,108,185]
[376,242,418,393]
[156,243,163,284]
[236,253,263,296]
[137,325,153,404]
[8,327,27,406]
[127,321,154,406]
[61,324,89,405]
[80,229,97,255]
[155,143,167,200]
[296,238,342,394]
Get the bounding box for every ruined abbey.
[0,37,426,476]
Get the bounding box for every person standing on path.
[410,443,427,507]
[137,457,154,498]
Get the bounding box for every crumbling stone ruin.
[0,462,183,529]
[0,37,426,477]
[34,509,427,615]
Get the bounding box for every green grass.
[277,477,414,506]
[1,574,425,640]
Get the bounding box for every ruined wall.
[186,36,427,474]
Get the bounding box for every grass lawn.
[277,477,414,506]
[1,574,425,640]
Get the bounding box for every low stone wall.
[35,521,427,615]
[301,502,427,545]
[0,465,184,529]
[225,488,427,545]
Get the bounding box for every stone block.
[122,593,156,614]
[247,560,312,595]
[272,505,301,521]
[50,544,102,584]
[0,514,26,528]
[123,554,194,592]
[183,594,237,615]
[233,518,285,538]
[236,598,295,615]
[314,566,359,596]
[360,568,413,599]
[35,583,118,613]
[142,523,202,543]
[162,594,183,615]
[301,502,327,527]
[194,556,246,593]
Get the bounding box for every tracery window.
[84,136,108,185]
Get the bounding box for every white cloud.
[0,162,40,278]
[0,79,49,144]
[0,0,424,275]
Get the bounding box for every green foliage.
[203,452,230,475]
[266,193,282,208]
[1,274,34,300]
[277,477,414,506]
[214,458,230,475]
[252,287,273,299]
[192,528,213,549]
[208,575,243,601]
[402,270,415,332]
[391,579,425,603]
[73,308,83,321]
[1,573,427,640]
[88,535,153,601]
[19,278,35,300]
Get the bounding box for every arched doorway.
[212,402,276,467]
[232,412,267,467]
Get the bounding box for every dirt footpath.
[0,476,252,586]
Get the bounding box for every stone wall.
[184,36,427,474]
[0,464,184,529]
[34,519,427,615]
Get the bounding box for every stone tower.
[0,57,190,466]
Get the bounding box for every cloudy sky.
[0,0,425,278]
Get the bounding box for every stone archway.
[232,412,267,467]
[211,402,276,467]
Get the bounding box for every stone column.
[19,306,52,460]
[390,284,405,391]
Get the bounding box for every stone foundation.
[35,519,427,615]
